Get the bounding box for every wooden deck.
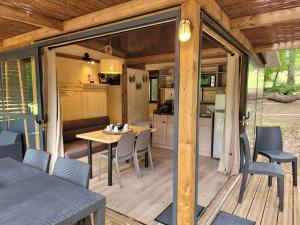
[86,152,300,225]
[199,158,300,225]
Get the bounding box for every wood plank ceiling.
[216,0,300,48]
[0,0,129,40]
[1,0,300,52]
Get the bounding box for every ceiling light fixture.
[100,43,122,75]
[82,52,95,64]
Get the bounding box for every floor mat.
[154,203,204,225]
[211,211,256,225]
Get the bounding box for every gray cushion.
[0,130,20,146]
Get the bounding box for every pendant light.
[100,43,122,75]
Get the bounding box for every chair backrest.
[135,130,151,153]
[53,157,91,189]
[0,130,21,145]
[23,148,51,173]
[255,126,283,152]
[240,132,251,172]
[116,132,136,159]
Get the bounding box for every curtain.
[218,53,240,175]
[42,48,64,173]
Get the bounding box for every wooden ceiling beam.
[231,7,300,30]
[254,41,300,52]
[126,48,227,65]
[0,3,63,30]
[0,0,182,52]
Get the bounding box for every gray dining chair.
[23,148,51,173]
[53,157,92,225]
[98,132,138,188]
[0,130,23,162]
[53,157,91,189]
[254,126,297,186]
[133,130,153,179]
[239,132,284,211]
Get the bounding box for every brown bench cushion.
[63,117,110,143]
[63,116,111,159]
[64,140,109,159]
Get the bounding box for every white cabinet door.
[153,121,167,145]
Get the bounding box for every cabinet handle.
[162,121,167,123]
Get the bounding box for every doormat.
[154,203,204,225]
[211,211,255,225]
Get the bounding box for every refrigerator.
[213,94,226,159]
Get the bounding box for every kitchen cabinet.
[152,114,174,150]
[153,114,213,155]
[198,117,213,157]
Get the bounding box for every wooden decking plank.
[294,176,300,225]
[277,175,293,225]
[260,177,279,225]
[247,176,270,224]
[198,175,239,225]
[221,176,250,214]
[233,175,262,218]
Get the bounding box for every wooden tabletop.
[76,125,157,144]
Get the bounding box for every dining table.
[76,125,157,186]
[0,157,106,225]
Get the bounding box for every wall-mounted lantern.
[178,19,192,42]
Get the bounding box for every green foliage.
[264,49,300,93]
[264,84,300,95]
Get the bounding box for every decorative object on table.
[129,75,136,83]
[99,41,122,75]
[103,123,132,135]
[136,82,142,90]
[142,75,148,83]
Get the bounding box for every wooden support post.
[177,0,200,224]
[121,64,128,124]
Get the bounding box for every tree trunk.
[288,49,296,85]
[265,92,300,103]
[272,68,279,88]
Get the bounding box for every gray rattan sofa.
[0,130,23,161]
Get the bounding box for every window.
[149,77,158,103]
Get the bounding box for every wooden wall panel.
[107,85,122,124]
[56,56,108,121]
[127,68,149,123]
[56,56,100,84]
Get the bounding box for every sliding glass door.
[0,48,44,150]
[245,61,264,158]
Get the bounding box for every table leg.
[88,140,92,179]
[145,151,149,168]
[93,207,105,225]
[108,143,112,186]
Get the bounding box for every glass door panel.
[246,61,263,158]
[0,52,43,150]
